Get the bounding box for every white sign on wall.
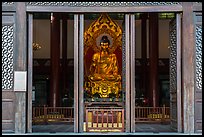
[14,71,27,91]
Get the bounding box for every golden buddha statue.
[88,36,121,98]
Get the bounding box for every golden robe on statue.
[89,36,121,82]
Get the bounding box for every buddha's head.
[100,36,110,51]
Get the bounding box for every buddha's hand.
[89,75,103,81]
[103,75,120,81]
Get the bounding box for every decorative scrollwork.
[169,19,177,129]
[169,19,177,92]
[122,21,126,96]
[2,25,14,89]
[2,2,14,5]
[84,13,122,55]
[26,2,181,7]
[195,24,202,90]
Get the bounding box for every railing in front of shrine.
[32,106,74,124]
[85,107,124,132]
[32,106,170,125]
[135,105,170,123]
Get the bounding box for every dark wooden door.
[2,12,16,133]
[169,13,182,132]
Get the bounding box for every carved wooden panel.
[194,13,202,133]
[169,18,177,131]
[122,21,126,102]
[2,94,15,132]
[2,2,14,5]
[2,25,14,90]
[195,24,202,90]
[2,13,15,133]
[26,2,181,7]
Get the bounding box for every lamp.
[33,21,42,51]
[32,43,42,51]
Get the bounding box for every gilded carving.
[84,13,122,98]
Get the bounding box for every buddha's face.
[100,42,109,51]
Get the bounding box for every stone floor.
[135,123,173,133]
[32,123,174,133]
[4,124,201,135]
[32,123,74,133]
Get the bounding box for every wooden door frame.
[26,11,181,133]
[22,2,200,133]
[27,13,33,133]
[193,12,202,133]
[176,13,182,133]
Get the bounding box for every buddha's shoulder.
[92,53,100,58]
[93,52,100,56]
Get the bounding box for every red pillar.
[149,13,159,107]
[141,13,147,99]
[62,14,68,100]
[50,13,60,107]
